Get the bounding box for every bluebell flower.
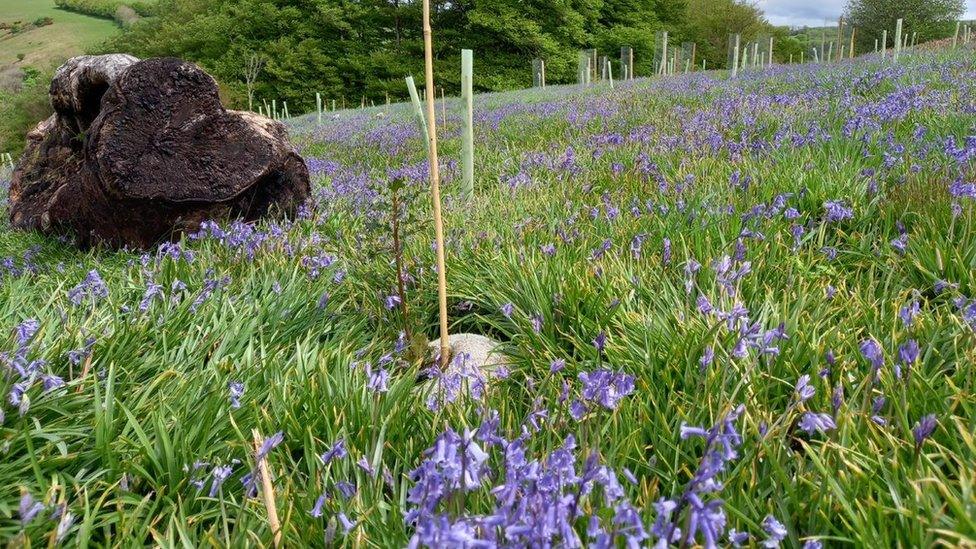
[256,431,284,461]
[228,381,244,409]
[310,494,326,518]
[579,369,635,410]
[368,367,390,393]
[357,456,376,477]
[209,464,233,497]
[823,200,853,223]
[795,374,815,403]
[761,515,788,547]
[798,412,836,435]
[592,331,607,353]
[337,512,357,534]
[699,346,714,370]
[19,492,45,527]
[321,438,347,464]
[859,339,884,371]
[913,414,937,448]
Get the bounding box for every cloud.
[758,0,976,27]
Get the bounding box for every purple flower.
[729,529,749,546]
[549,358,566,373]
[41,374,65,393]
[384,294,402,310]
[831,385,844,416]
[899,300,920,327]
[19,492,45,527]
[320,438,347,464]
[896,340,919,378]
[890,233,908,254]
[592,331,607,353]
[795,374,815,403]
[859,339,884,370]
[823,200,853,223]
[256,431,284,461]
[67,270,109,306]
[500,302,514,318]
[209,464,233,497]
[357,455,376,477]
[337,512,357,534]
[368,367,390,393]
[699,346,714,370]
[14,319,40,346]
[531,313,543,333]
[55,508,75,543]
[569,399,588,421]
[912,414,937,447]
[579,369,635,410]
[310,494,326,518]
[228,381,244,409]
[761,515,788,547]
[798,412,836,435]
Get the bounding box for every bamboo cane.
[422,0,450,368]
[252,430,282,548]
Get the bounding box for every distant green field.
[0,0,119,72]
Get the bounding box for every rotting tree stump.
[8,55,310,248]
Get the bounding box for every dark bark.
[8,55,310,249]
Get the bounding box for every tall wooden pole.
[422,0,450,368]
[837,17,844,61]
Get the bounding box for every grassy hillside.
[0,0,118,72]
[1,48,975,546]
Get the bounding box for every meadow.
[1,47,976,547]
[0,0,119,72]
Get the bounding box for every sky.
[757,0,976,28]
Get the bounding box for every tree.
[844,0,964,51]
[684,0,770,69]
[243,52,266,111]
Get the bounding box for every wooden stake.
[316,93,322,125]
[849,27,856,59]
[422,0,450,368]
[837,16,844,61]
[252,430,282,548]
[953,21,960,48]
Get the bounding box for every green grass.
[0,0,119,72]
[1,49,975,546]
